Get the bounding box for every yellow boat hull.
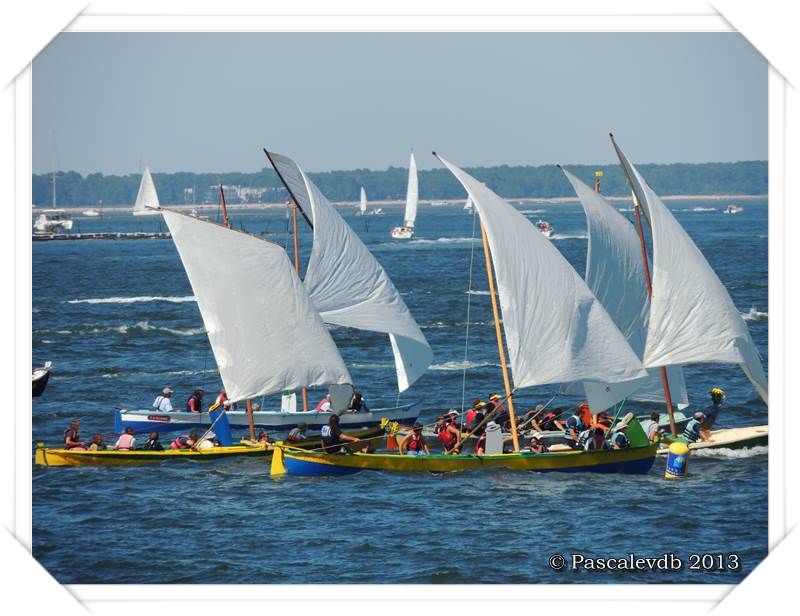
[277,443,658,476]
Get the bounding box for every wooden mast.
[219,184,230,228]
[610,133,677,437]
[479,221,520,453]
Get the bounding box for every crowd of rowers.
[399,394,635,456]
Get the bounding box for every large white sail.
[610,136,768,404]
[403,152,419,227]
[359,186,367,214]
[561,167,688,410]
[436,154,647,395]
[268,151,433,392]
[162,210,352,402]
[133,166,161,216]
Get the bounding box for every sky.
[32,32,767,175]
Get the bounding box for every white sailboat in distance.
[133,166,161,216]
[390,152,419,239]
[355,186,367,216]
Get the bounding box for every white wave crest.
[551,234,588,241]
[101,367,219,379]
[691,445,768,459]
[68,295,196,305]
[520,209,546,215]
[742,308,768,321]
[466,290,493,296]
[408,237,478,245]
[430,360,497,371]
[52,321,206,337]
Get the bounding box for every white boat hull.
[115,402,421,434]
[390,227,414,239]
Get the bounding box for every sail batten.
[162,210,352,402]
[133,166,161,216]
[611,137,768,404]
[404,152,418,227]
[436,154,647,392]
[268,152,433,392]
[560,167,688,411]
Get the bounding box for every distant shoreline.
[36,193,767,213]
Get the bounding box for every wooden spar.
[479,221,520,453]
[290,202,309,412]
[262,148,314,230]
[219,184,229,227]
[610,133,677,437]
[245,399,256,441]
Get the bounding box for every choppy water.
[32,199,768,584]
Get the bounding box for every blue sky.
[33,32,766,174]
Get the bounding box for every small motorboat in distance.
[32,361,53,397]
[82,209,100,217]
[725,204,744,214]
[535,219,553,238]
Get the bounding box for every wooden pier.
[32,232,171,242]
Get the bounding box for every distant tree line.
[32,160,767,207]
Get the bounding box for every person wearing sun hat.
[152,387,174,412]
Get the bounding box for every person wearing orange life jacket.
[399,422,430,456]
[171,432,199,450]
[436,414,461,454]
[112,427,137,450]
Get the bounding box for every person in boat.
[64,420,87,450]
[141,432,163,451]
[532,407,565,432]
[212,388,237,412]
[466,402,487,434]
[609,424,631,449]
[528,435,549,453]
[464,399,484,429]
[196,431,219,449]
[171,432,199,450]
[436,414,462,454]
[251,402,261,412]
[704,387,726,428]
[286,422,308,443]
[564,408,587,449]
[682,412,710,444]
[186,389,204,413]
[348,391,368,413]
[316,394,332,413]
[399,422,430,456]
[488,393,510,428]
[321,414,362,453]
[257,431,273,445]
[88,434,107,451]
[646,412,663,442]
[593,411,613,433]
[152,387,174,412]
[585,427,610,451]
[112,427,136,450]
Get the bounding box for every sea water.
[32,199,768,584]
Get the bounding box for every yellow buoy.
[664,441,690,478]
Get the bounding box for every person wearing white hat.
[152,387,174,413]
[681,411,709,444]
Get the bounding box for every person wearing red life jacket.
[112,427,136,450]
[464,399,483,429]
[399,422,430,456]
[436,414,461,454]
[171,432,199,450]
[64,420,87,450]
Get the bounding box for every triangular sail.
[133,166,161,216]
[611,136,768,404]
[268,151,433,392]
[436,154,647,395]
[359,186,367,214]
[162,210,352,402]
[403,152,418,227]
[560,167,688,410]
